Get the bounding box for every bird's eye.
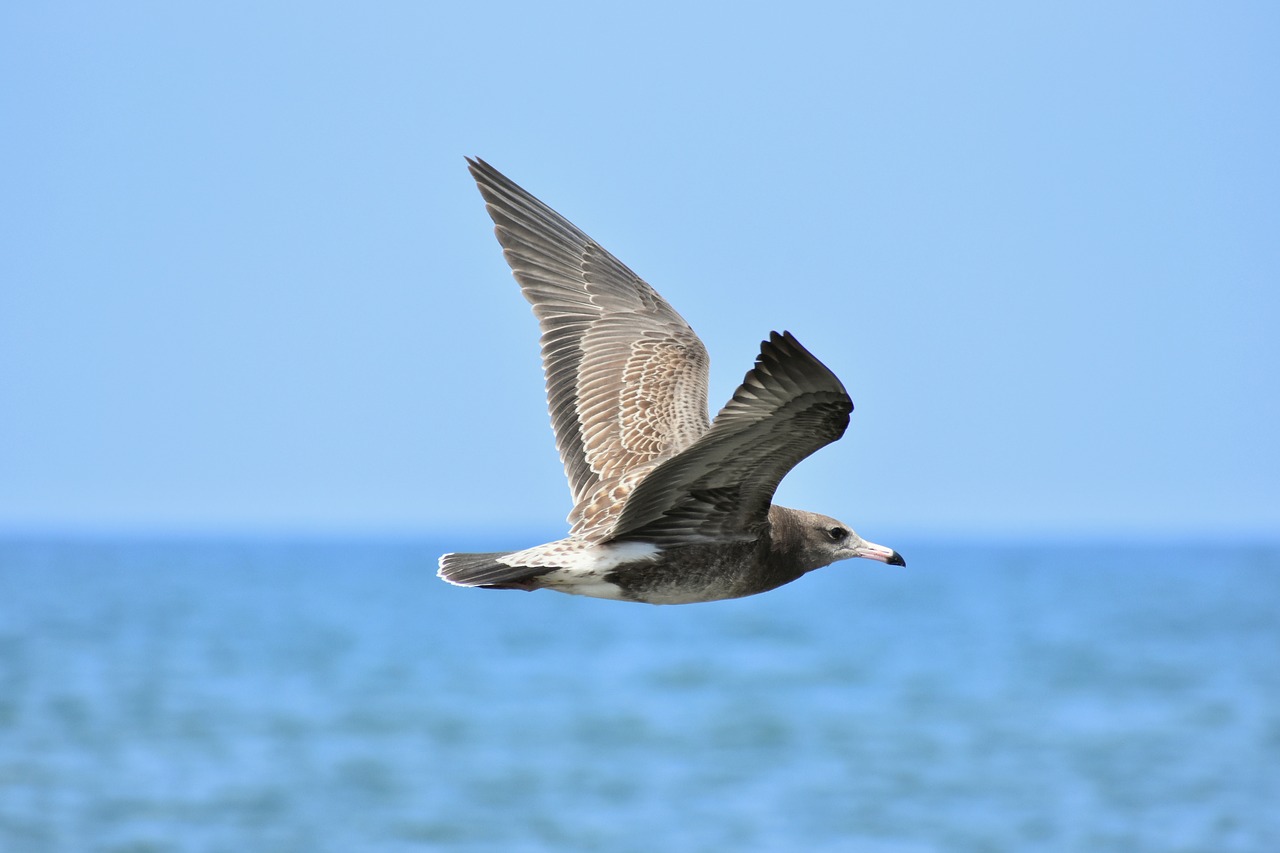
[826,526,848,542]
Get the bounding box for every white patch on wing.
[498,539,660,572]
[583,540,661,571]
[492,539,662,602]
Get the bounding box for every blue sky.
[1,3,1276,539]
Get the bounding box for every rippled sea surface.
[1,537,1277,852]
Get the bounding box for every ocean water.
[0,537,1276,853]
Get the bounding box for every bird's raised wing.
[606,331,852,547]
[467,158,712,535]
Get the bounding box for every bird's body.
[438,159,903,605]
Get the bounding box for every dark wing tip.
[764,330,811,359]
[754,330,852,410]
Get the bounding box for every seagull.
[438,159,904,605]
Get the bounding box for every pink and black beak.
[852,538,906,567]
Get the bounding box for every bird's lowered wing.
[606,331,852,547]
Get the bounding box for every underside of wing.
[606,332,853,547]
[467,159,711,532]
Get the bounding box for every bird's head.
[785,509,906,572]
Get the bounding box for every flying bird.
[438,159,904,604]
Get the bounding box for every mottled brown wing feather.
[466,158,712,534]
[606,331,853,546]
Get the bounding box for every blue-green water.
[0,538,1277,852]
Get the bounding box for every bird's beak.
[852,539,906,567]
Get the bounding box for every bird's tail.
[437,551,540,589]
